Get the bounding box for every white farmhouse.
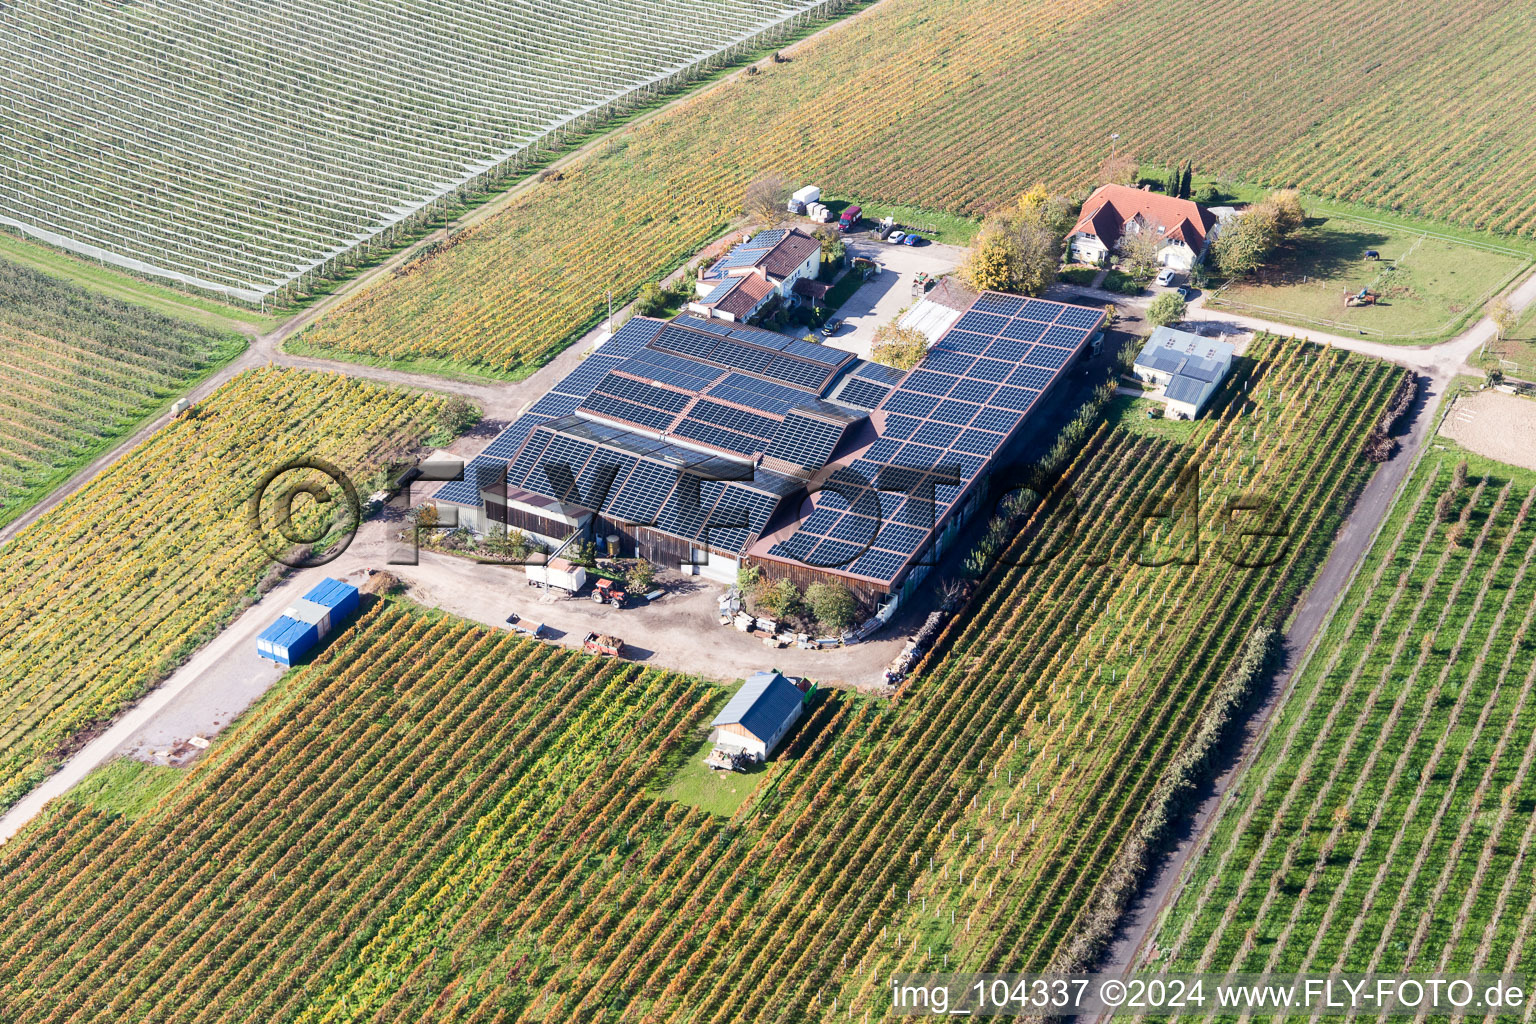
[1133,327,1235,420]
[1067,184,1219,271]
[708,670,806,761]
[691,228,823,321]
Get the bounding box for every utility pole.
[1110,132,1120,156]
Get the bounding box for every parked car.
[887,230,906,244]
[1155,268,1178,287]
[1175,285,1192,300]
[838,204,862,231]
[821,318,844,337]
[901,232,923,246]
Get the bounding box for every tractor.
[591,578,629,608]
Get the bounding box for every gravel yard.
[1437,388,1536,471]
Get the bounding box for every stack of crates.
[256,577,362,665]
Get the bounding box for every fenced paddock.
[0,0,846,302]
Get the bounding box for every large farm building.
[435,292,1104,617]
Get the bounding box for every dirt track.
[1438,388,1536,471]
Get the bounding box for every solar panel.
[433,454,500,505]
[922,349,976,376]
[654,326,718,359]
[506,428,555,489]
[892,442,948,470]
[768,529,820,563]
[656,477,725,541]
[763,355,830,390]
[595,374,692,412]
[711,340,775,374]
[971,292,1027,317]
[863,437,903,463]
[967,358,1013,383]
[842,548,908,582]
[575,453,637,510]
[705,484,783,552]
[951,428,1007,456]
[535,436,598,500]
[948,379,998,404]
[690,399,780,439]
[606,459,679,524]
[1055,306,1104,329]
[765,412,846,470]
[902,369,959,396]
[881,414,922,440]
[990,387,1040,413]
[482,414,546,459]
[805,538,866,570]
[552,355,626,397]
[673,417,761,457]
[955,311,1009,335]
[983,338,1031,363]
[580,393,677,432]
[621,350,724,391]
[1000,319,1046,343]
[782,338,849,366]
[604,316,667,356]
[527,392,583,418]
[971,407,1023,433]
[839,378,893,409]
[1022,345,1070,370]
[911,421,962,449]
[854,360,907,384]
[708,373,806,415]
[882,391,941,418]
[1041,326,1088,349]
[829,513,880,545]
[930,400,981,425]
[1020,299,1062,321]
[1007,365,1055,390]
[937,330,993,355]
[945,452,987,480]
[873,520,928,553]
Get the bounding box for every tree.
[428,395,479,445]
[566,539,597,569]
[1490,298,1517,340]
[1099,152,1138,186]
[959,233,1018,292]
[737,563,763,594]
[1193,182,1221,205]
[1117,223,1163,281]
[872,323,929,370]
[1266,188,1305,236]
[805,581,857,632]
[1016,183,1050,217]
[815,227,846,270]
[634,281,668,316]
[1164,166,1180,196]
[625,559,657,593]
[1180,163,1193,199]
[1146,291,1187,327]
[1209,189,1304,279]
[1452,459,1469,492]
[743,174,789,225]
[758,577,804,619]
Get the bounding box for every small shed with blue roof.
[708,670,807,761]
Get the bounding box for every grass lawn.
[814,197,979,247]
[281,333,536,383]
[1104,394,1204,443]
[1206,203,1530,343]
[654,734,767,817]
[60,759,183,820]
[1476,303,1536,378]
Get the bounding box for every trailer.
[787,184,821,215]
[583,632,625,657]
[526,556,588,595]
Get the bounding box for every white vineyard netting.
[0,0,835,300]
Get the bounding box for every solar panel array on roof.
[764,411,847,470]
[758,292,1103,584]
[838,377,894,410]
[648,316,851,393]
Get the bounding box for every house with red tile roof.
[691,227,823,321]
[1067,184,1219,271]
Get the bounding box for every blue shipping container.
[256,615,320,665]
[303,578,360,620]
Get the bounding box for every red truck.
[838,204,862,232]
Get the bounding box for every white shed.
[708,671,806,760]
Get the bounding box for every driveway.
[821,237,966,359]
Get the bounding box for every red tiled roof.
[1070,184,1217,252]
[792,277,830,300]
[713,273,776,318]
[760,230,821,279]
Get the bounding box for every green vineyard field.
[0,369,449,810]
[300,0,1536,377]
[0,258,246,528]
[0,339,1403,1021]
[1147,445,1536,989]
